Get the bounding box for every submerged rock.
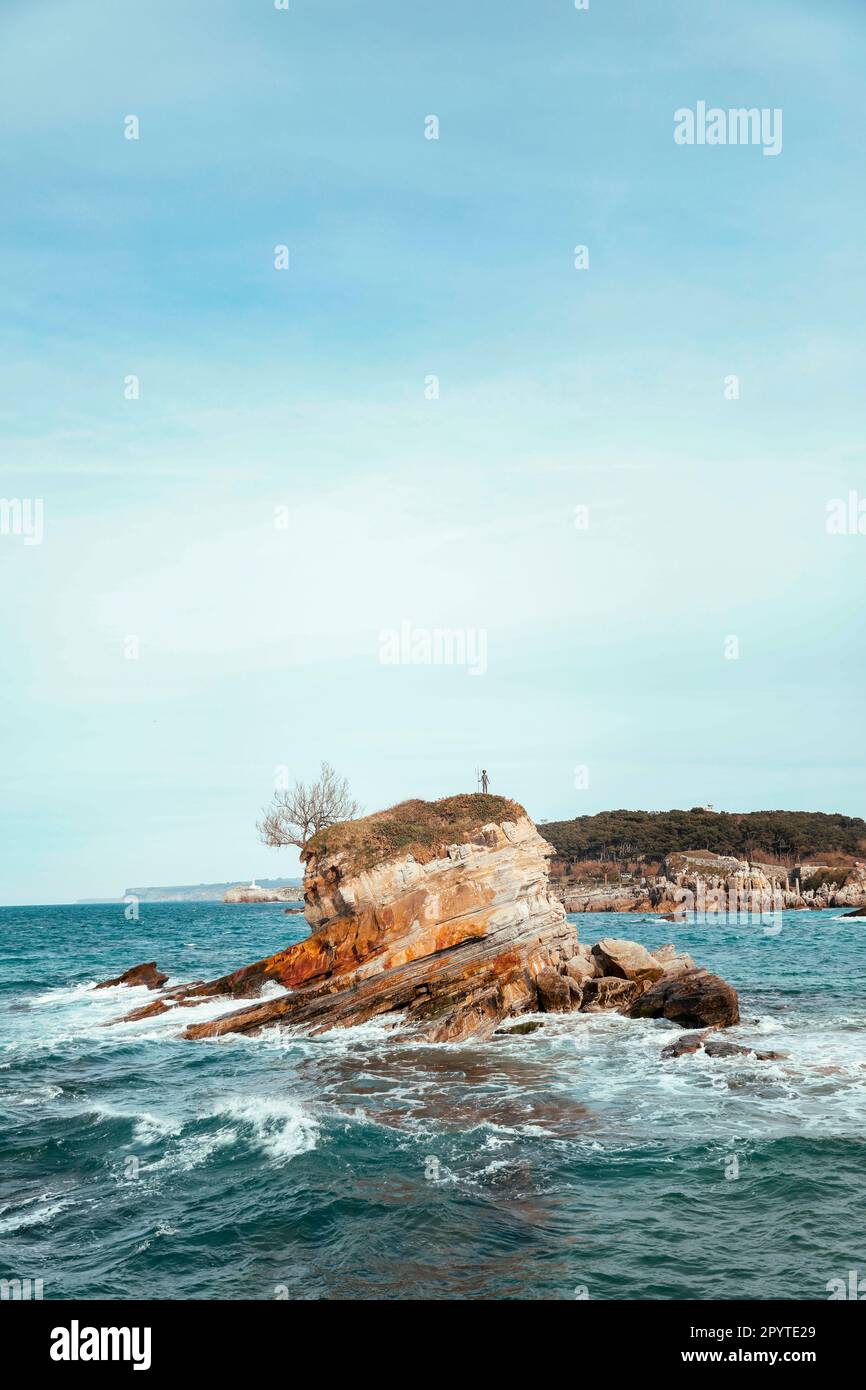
[495,1020,544,1037]
[661,1028,785,1061]
[661,1028,715,1058]
[703,1037,786,1061]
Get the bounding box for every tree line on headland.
[540,809,866,869]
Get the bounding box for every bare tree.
[257,761,361,851]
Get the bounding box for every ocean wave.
[81,1101,183,1142]
[210,1096,319,1163]
[0,1194,70,1234]
[3,1082,63,1106]
[143,1127,239,1176]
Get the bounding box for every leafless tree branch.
[257,761,361,850]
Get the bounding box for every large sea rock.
[106,795,740,1043]
[138,797,576,1042]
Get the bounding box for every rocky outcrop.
[106,795,740,1043]
[108,797,574,1042]
[535,968,574,1013]
[223,883,298,904]
[831,862,866,907]
[95,961,168,991]
[563,945,599,986]
[652,943,696,974]
[554,852,866,914]
[556,882,662,913]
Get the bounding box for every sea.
[1,903,864,1301]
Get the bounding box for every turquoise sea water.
[1,903,865,1301]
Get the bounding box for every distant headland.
[77,878,302,905]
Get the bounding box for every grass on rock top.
[305,794,526,874]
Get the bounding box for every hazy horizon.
[2,798,863,908]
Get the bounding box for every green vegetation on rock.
[305,794,524,873]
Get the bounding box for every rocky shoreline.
[103,797,740,1043]
[553,851,866,914]
[222,884,300,904]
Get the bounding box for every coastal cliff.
[107,795,738,1041]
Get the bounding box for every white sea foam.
[4,978,295,1056]
[5,1082,63,1106]
[0,1195,69,1234]
[85,1102,183,1142]
[211,1095,319,1163]
[29,980,105,1006]
[145,1127,239,1175]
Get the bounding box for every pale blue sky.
[1,0,864,903]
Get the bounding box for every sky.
[1,0,864,904]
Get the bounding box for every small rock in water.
[494,1020,544,1037]
[661,1029,714,1058]
[704,1038,787,1061]
[627,967,739,1029]
[95,961,168,992]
